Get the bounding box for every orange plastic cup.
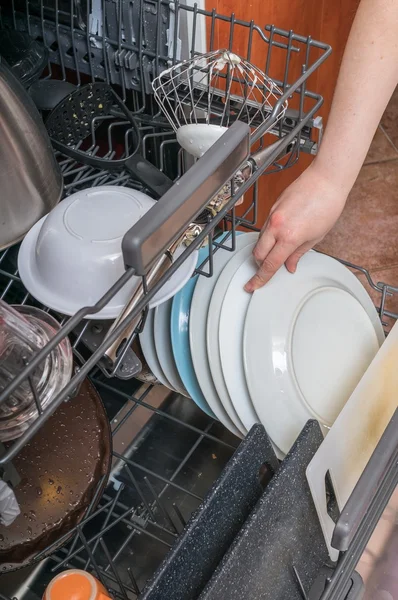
[43,569,112,600]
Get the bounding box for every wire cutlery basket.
[0,1,397,600]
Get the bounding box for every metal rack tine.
[173,503,187,529]
[128,567,141,596]
[292,565,310,600]
[144,476,179,535]
[100,538,130,600]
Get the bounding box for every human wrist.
[310,156,354,203]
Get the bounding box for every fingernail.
[244,284,253,293]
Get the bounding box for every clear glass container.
[0,301,73,441]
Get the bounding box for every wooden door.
[205,0,361,226]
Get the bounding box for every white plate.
[18,187,198,320]
[243,251,385,455]
[154,299,187,396]
[150,244,199,309]
[190,232,258,437]
[206,242,259,435]
[139,309,175,390]
[218,249,263,432]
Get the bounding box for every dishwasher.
[0,1,397,599]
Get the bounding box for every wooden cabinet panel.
[205,0,361,226]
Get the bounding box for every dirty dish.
[18,186,198,319]
[0,378,111,572]
[243,251,385,455]
[190,232,258,436]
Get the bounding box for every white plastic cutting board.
[306,320,398,562]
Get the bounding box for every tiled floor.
[318,89,398,598]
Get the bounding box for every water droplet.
[27,527,32,536]
[48,479,54,485]
[0,534,4,542]
[29,510,36,518]
[56,486,62,494]
[36,487,42,497]
[23,512,28,519]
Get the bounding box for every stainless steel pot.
[0,57,63,250]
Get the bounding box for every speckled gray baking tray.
[199,420,330,600]
[139,424,279,600]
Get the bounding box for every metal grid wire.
[15,380,240,599]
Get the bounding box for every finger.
[245,243,293,292]
[251,225,276,267]
[285,243,312,274]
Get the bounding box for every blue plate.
[171,246,216,418]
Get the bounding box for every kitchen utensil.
[0,302,73,442]
[306,320,398,562]
[243,251,385,456]
[199,421,328,600]
[0,57,63,250]
[154,299,187,396]
[190,232,258,437]
[45,82,173,199]
[141,424,279,600]
[0,378,112,572]
[0,29,48,87]
[43,569,112,600]
[18,186,197,319]
[171,248,216,418]
[28,79,77,111]
[152,49,288,143]
[139,309,176,389]
[176,124,229,158]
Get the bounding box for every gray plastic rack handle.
[332,408,398,552]
[121,121,250,275]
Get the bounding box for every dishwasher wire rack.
[0,0,333,466]
[0,1,396,599]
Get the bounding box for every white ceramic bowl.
[176,124,228,158]
[18,186,198,319]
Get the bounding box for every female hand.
[244,163,349,292]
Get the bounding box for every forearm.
[313,0,398,195]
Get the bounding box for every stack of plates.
[140,232,385,457]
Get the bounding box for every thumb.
[284,244,312,274]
